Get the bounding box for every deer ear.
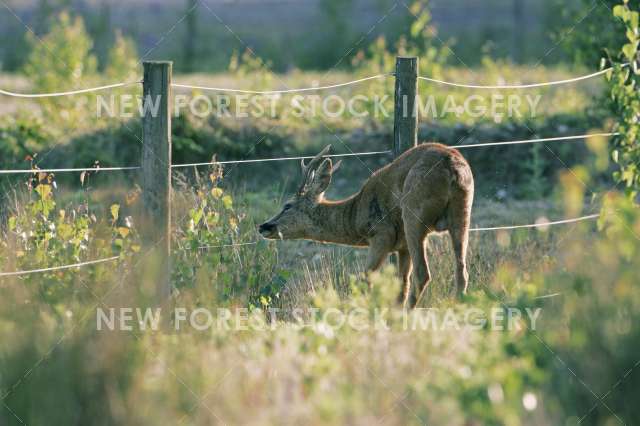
[332,160,342,174]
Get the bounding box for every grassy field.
[1,61,639,425]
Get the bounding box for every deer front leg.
[397,248,412,307]
[364,233,393,289]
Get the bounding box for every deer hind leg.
[402,213,431,308]
[448,189,473,298]
[397,248,413,307]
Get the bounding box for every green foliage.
[352,0,450,79]
[21,12,140,133]
[606,1,640,199]
[1,174,138,305]
[533,193,640,424]
[104,30,139,82]
[172,164,283,308]
[23,12,98,128]
[551,0,628,67]
[228,49,274,89]
[522,142,548,198]
[0,112,52,164]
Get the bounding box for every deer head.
[258,145,341,240]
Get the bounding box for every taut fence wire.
[417,66,620,89]
[0,256,119,277]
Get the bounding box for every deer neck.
[308,193,363,245]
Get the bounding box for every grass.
[1,186,636,425]
[1,165,639,424]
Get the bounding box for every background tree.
[183,0,199,73]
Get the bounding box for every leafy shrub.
[22,12,139,134]
[104,30,139,82]
[552,0,627,67]
[606,2,640,200]
[1,173,138,305]
[23,12,98,130]
[0,112,52,165]
[172,164,284,309]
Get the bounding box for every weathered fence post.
[393,56,419,158]
[142,61,172,300]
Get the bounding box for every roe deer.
[258,143,474,307]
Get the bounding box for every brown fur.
[259,143,474,307]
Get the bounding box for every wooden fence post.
[142,61,172,300]
[393,56,419,158]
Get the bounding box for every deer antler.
[301,145,331,177]
[299,145,331,194]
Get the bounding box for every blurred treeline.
[0,0,624,73]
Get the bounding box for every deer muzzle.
[258,222,278,238]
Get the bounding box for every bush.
[0,112,51,165]
[606,2,640,200]
[23,12,98,130]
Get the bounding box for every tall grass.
[1,165,638,424]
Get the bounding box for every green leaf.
[35,184,52,199]
[58,223,73,240]
[222,195,233,210]
[192,209,203,226]
[613,5,628,20]
[630,11,639,31]
[211,188,223,198]
[110,204,120,222]
[622,42,638,61]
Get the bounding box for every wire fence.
[0,213,601,277]
[417,67,616,89]
[0,256,119,277]
[0,132,616,174]
[0,166,140,175]
[172,73,392,94]
[0,65,617,98]
[0,81,141,98]
[0,61,620,277]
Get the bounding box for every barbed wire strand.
[0,256,119,277]
[172,73,392,94]
[418,67,616,89]
[0,166,140,175]
[455,132,618,149]
[0,81,142,98]
[171,150,392,168]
